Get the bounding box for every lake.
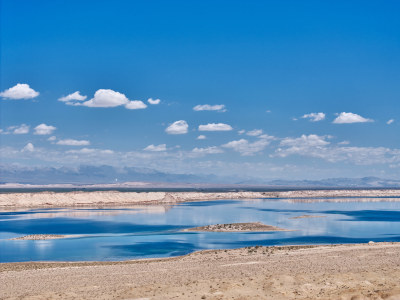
[1,198,400,262]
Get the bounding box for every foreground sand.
[2,243,400,299]
[1,189,400,208]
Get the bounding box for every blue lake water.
[1,198,400,262]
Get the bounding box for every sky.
[1,0,400,181]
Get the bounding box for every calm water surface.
[1,198,400,262]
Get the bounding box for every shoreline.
[1,189,400,209]
[2,242,400,299]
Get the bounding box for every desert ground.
[1,243,400,299]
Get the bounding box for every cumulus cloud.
[222,135,273,156]
[198,123,233,132]
[125,100,147,110]
[148,98,161,105]
[0,83,39,100]
[13,124,30,134]
[302,112,325,122]
[56,139,90,146]
[66,148,114,155]
[48,136,57,141]
[197,135,206,140]
[1,124,30,135]
[387,119,394,125]
[144,144,167,152]
[193,104,226,112]
[246,129,263,136]
[76,89,146,110]
[273,134,400,165]
[192,146,224,155]
[22,143,35,152]
[58,91,87,102]
[34,124,56,135]
[333,112,373,124]
[82,89,129,107]
[165,120,188,134]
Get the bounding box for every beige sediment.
[1,189,400,208]
[1,243,400,299]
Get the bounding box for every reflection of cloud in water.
[283,197,400,203]
[0,206,171,221]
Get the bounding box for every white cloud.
[197,135,206,140]
[302,112,326,122]
[48,136,57,141]
[125,100,147,110]
[246,129,263,136]
[222,135,273,156]
[192,146,224,154]
[0,83,39,100]
[333,112,373,124]
[22,143,35,152]
[165,120,188,134]
[13,124,30,134]
[34,124,56,135]
[81,89,127,107]
[148,98,161,105]
[66,148,114,155]
[193,104,226,112]
[58,91,87,102]
[198,123,233,131]
[280,134,330,148]
[238,130,246,135]
[2,124,30,135]
[387,119,394,125]
[338,140,350,145]
[56,139,90,146]
[144,144,167,152]
[266,110,271,113]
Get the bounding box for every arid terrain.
[1,243,400,299]
[184,222,288,232]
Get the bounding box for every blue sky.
[1,0,399,180]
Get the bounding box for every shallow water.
[1,198,400,262]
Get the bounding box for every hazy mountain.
[1,165,400,188]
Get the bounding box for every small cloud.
[333,112,373,124]
[338,140,350,145]
[0,83,39,100]
[197,135,206,140]
[22,143,35,152]
[387,119,394,125]
[58,91,87,102]
[266,110,271,113]
[143,144,167,152]
[246,129,263,136]
[292,117,298,121]
[48,136,57,141]
[192,146,224,154]
[13,124,30,134]
[78,89,147,110]
[34,124,56,135]
[198,123,233,131]
[148,98,161,105]
[238,130,246,135]
[56,139,90,146]
[83,89,128,107]
[66,148,113,154]
[165,120,188,134]
[125,100,147,110]
[222,137,272,156]
[193,104,226,112]
[302,112,326,122]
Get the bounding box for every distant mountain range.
[1,165,400,188]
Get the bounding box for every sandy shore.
[1,243,400,299]
[1,189,400,208]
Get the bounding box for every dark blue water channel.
[1,198,400,262]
